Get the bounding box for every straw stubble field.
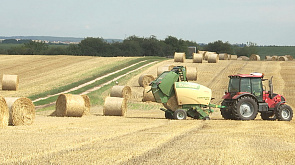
[1,55,295,164]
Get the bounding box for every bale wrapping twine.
[103,97,127,116]
[56,94,90,117]
[193,53,203,63]
[208,53,219,63]
[138,74,155,88]
[186,67,197,81]
[2,74,19,91]
[110,85,131,100]
[219,53,228,60]
[157,65,175,76]
[5,97,35,126]
[0,96,9,128]
[250,54,261,61]
[142,86,155,102]
[174,52,186,62]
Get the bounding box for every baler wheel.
[276,104,293,121]
[173,109,187,120]
[165,111,173,119]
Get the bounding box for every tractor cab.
[227,72,264,102]
[221,72,293,121]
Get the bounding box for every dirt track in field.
[1,56,295,164]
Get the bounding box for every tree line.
[1,36,257,57]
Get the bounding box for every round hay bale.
[250,54,260,61]
[142,86,155,102]
[162,95,180,111]
[186,67,197,81]
[56,94,89,117]
[2,74,19,91]
[204,52,216,60]
[285,55,293,61]
[0,96,9,128]
[174,52,186,62]
[219,53,228,60]
[110,85,132,100]
[103,97,127,116]
[81,95,91,115]
[230,55,238,60]
[239,56,250,61]
[278,56,288,61]
[5,97,35,126]
[138,74,155,88]
[265,56,272,61]
[271,56,278,61]
[157,65,175,76]
[208,54,219,63]
[192,53,203,63]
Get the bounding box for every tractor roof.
[229,72,264,78]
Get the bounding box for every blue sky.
[1,0,295,45]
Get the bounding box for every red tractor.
[221,73,293,121]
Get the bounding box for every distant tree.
[67,44,82,55]
[235,42,258,57]
[24,41,48,54]
[79,37,108,56]
[205,40,233,54]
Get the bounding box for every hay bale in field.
[230,55,238,60]
[0,96,9,128]
[142,86,155,102]
[103,97,127,116]
[163,95,180,111]
[192,53,203,63]
[219,53,228,60]
[56,94,90,117]
[186,67,197,81]
[2,74,19,91]
[5,97,35,126]
[81,95,91,115]
[285,55,293,61]
[138,74,155,88]
[265,56,272,61]
[238,56,249,61]
[278,56,288,61]
[204,52,216,60]
[174,52,186,62]
[250,54,260,61]
[157,65,175,76]
[271,56,278,61]
[208,53,219,63]
[110,85,131,100]
[198,51,207,56]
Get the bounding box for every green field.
[256,46,295,59]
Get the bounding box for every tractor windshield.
[228,77,239,93]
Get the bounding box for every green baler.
[149,66,224,120]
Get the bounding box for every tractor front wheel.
[173,109,187,120]
[276,104,293,121]
[233,96,258,120]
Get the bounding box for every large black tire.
[275,104,293,121]
[260,112,276,120]
[220,100,234,120]
[233,96,258,120]
[173,109,187,120]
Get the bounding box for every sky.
[1,0,295,45]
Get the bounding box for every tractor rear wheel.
[276,104,293,121]
[233,96,258,120]
[173,109,187,120]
